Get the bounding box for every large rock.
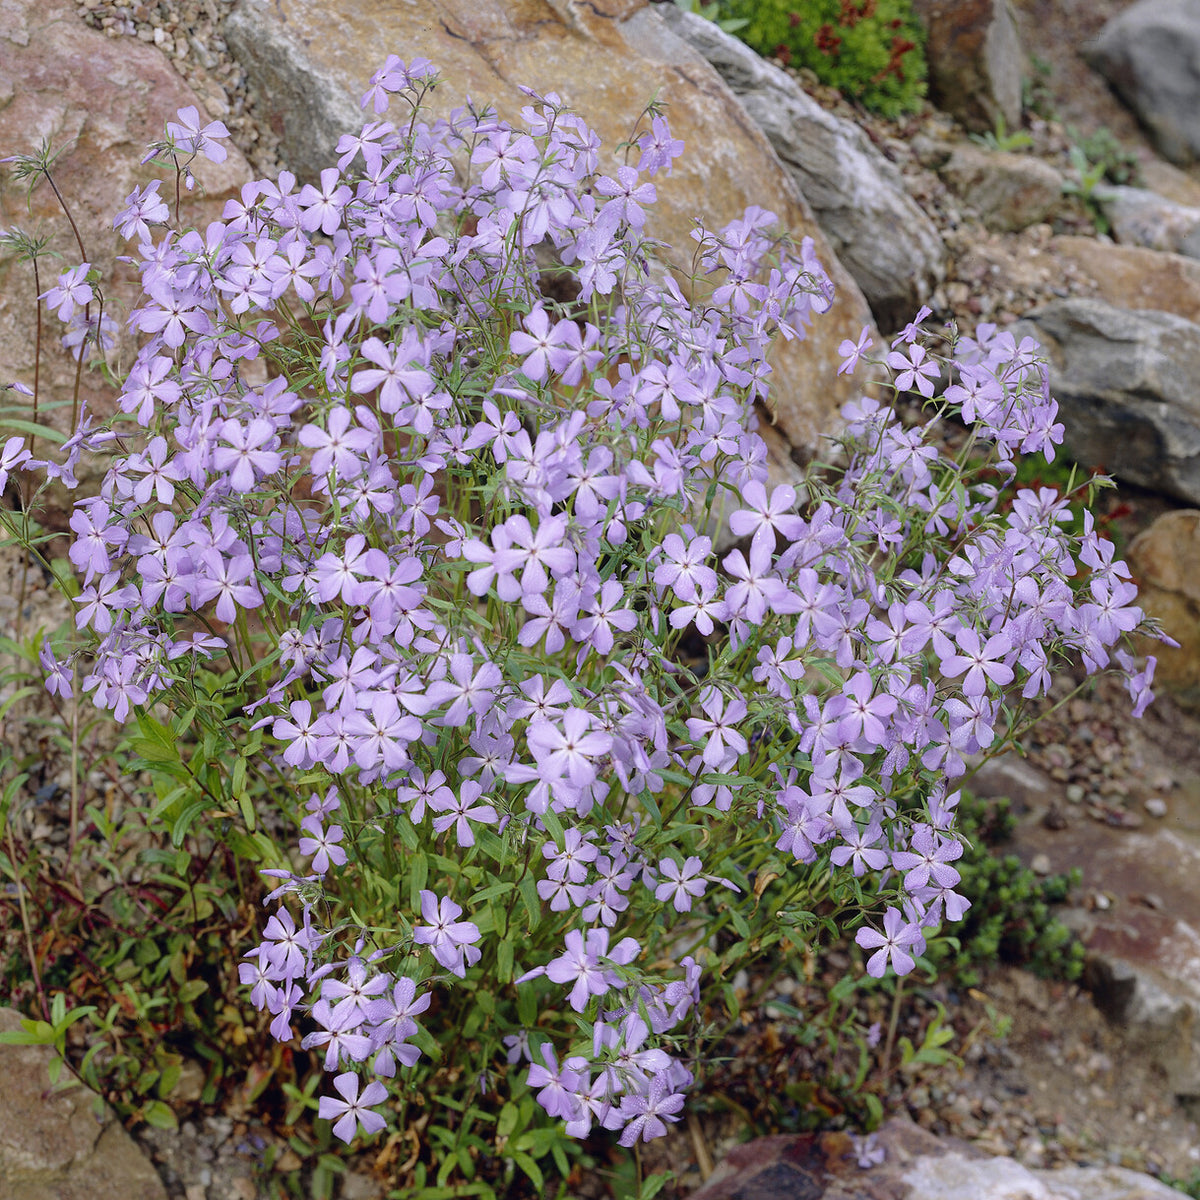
[222,0,880,462]
[1129,510,1200,710]
[656,6,945,333]
[0,1008,166,1200]
[912,0,1024,134]
[688,1118,1184,1199]
[0,0,250,447]
[1100,186,1200,258]
[1084,0,1200,167]
[1012,299,1200,505]
[1053,237,1200,325]
[939,142,1063,232]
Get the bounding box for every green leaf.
[496,1102,520,1141]
[178,980,208,1004]
[142,1100,178,1130]
[516,981,538,1028]
[0,1019,55,1045]
[511,1151,543,1191]
[129,737,183,765]
[171,800,208,847]
[0,418,66,443]
[496,938,514,984]
[639,1172,672,1200]
[518,876,540,929]
[238,788,256,832]
[410,851,428,910]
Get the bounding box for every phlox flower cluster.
[12,54,1160,1158]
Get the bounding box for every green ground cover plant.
[714,0,928,118]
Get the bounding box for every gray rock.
[688,1118,1185,1199]
[939,142,1063,232]
[1085,0,1200,167]
[1101,185,1200,258]
[1012,299,1200,505]
[657,6,946,332]
[0,1008,166,1200]
[967,753,1054,812]
[913,0,1025,134]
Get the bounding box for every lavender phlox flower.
[272,700,322,769]
[0,435,32,494]
[652,856,707,913]
[424,651,501,726]
[636,115,684,177]
[856,906,923,978]
[527,1045,585,1122]
[299,814,348,874]
[776,777,838,853]
[541,927,639,1013]
[543,828,598,884]
[617,1072,685,1146]
[394,764,452,823]
[751,635,806,697]
[120,435,185,505]
[412,889,481,978]
[305,785,341,819]
[1115,650,1156,719]
[891,823,962,892]
[239,947,280,1013]
[299,406,376,478]
[728,481,807,554]
[318,1071,389,1143]
[837,671,898,747]
[73,571,137,634]
[830,815,890,877]
[1081,577,1143,645]
[890,304,932,348]
[166,104,230,164]
[320,957,389,1032]
[41,263,93,323]
[684,686,749,770]
[940,628,1014,697]
[652,530,716,603]
[268,981,304,1042]
[886,342,939,398]
[837,325,873,375]
[115,180,169,243]
[428,780,498,847]
[38,640,73,699]
[942,692,998,754]
[367,975,429,1075]
[526,706,612,788]
[901,591,962,659]
[259,906,318,980]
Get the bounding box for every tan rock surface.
[0,1008,166,1200]
[0,0,250,443]
[1129,509,1200,708]
[223,0,880,463]
[1053,237,1200,324]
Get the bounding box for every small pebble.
[1066,784,1085,803]
[1031,853,1052,875]
[1144,796,1168,818]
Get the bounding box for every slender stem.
[6,824,49,1020]
[881,974,904,1081]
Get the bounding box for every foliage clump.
[717,0,928,118]
[930,792,1084,986]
